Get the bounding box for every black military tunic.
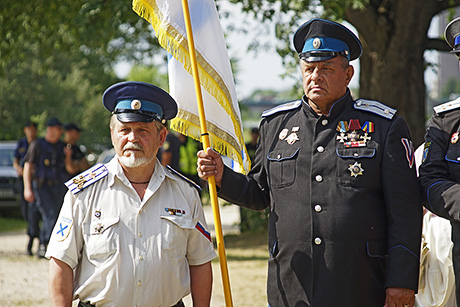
[419,97,460,301]
[218,90,422,306]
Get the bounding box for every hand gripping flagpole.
[180,0,233,306]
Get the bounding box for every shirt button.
[314,237,322,245]
[314,205,322,212]
[315,175,323,182]
[139,255,144,261]
[321,119,328,126]
[138,232,143,238]
[137,281,142,287]
[317,146,324,153]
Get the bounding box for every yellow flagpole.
[179,0,233,306]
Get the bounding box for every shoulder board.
[262,100,302,117]
[353,99,396,120]
[165,165,202,192]
[433,97,460,114]
[65,163,108,195]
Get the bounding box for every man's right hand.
[197,147,223,187]
[24,187,35,203]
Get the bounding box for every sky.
[115,2,438,101]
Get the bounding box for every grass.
[0,216,27,233]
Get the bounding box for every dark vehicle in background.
[0,141,20,209]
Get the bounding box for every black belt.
[78,299,184,307]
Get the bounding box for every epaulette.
[165,165,202,192]
[433,97,460,114]
[353,99,396,120]
[262,100,302,117]
[65,163,108,195]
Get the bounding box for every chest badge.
[336,119,374,148]
[348,162,364,177]
[165,208,185,216]
[279,127,300,144]
[279,128,289,140]
[94,223,104,233]
[452,132,459,144]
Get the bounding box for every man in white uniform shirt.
[46,81,216,307]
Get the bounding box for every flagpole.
[180,0,233,306]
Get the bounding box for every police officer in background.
[13,120,41,255]
[23,118,73,257]
[198,19,422,307]
[47,81,215,307]
[419,16,460,304]
[63,122,90,181]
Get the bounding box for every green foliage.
[0,0,164,151]
[239,207,269,233]
[441,77,460,100]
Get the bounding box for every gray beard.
[118,154,154,168]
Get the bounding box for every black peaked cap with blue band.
[445,17,460,54]
[293,18,362,62]
[103,81,178,123]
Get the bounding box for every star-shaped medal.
[348,162,364,177]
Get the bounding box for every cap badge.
[131,99,142,110]
[348,162,364,177]
[313,37,321,49]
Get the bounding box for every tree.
[227,0,460,145]
[0,0,163,148]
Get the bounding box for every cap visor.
[116,113,155,123]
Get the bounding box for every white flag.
[133,0,250,173]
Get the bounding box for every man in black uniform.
[23,118,73,257]
[13,120,41,255]
[419,16,460,304]
[198,19,422,307]
[63,122,90,181]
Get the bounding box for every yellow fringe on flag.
[132,0,250,173]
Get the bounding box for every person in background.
[197,18,422,307]
[13,120,41,255]
[158,126,181,171]
[419,16,460,305]
[63,123,90,181]
[23,118,73,258]
[245,127,259,161]
[47,81,215,307]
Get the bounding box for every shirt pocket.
[160,214,195,259]
[83,216,120,261]
[336,146,377,187]
[267,147,300,189]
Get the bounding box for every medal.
[362,121,374,133]
[347,130,359,142]
[94,211,101,219]
[360,133,371,142]
[348,119,361,131]
[336,132,347,142]
[336,121,349,132]
[452,132,459,144]
[279,128,289,140]
[348,162,364,177]
[286,133,299,145]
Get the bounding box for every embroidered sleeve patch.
[401,138,415,169]
[55,216,73,242]
[196,222,212,242]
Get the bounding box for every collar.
[107,156,179,188]
[302,89,353,118]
